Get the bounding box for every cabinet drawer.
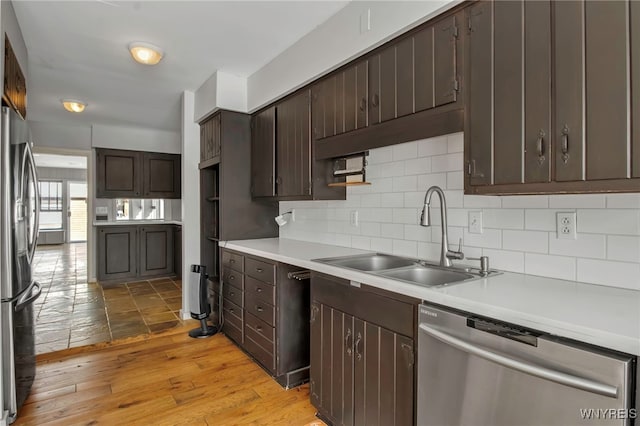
[223,320,243,345]
[244,312,275,345]
[245,291,275,326]
[222,268,244,290]
[223,283,243,308]
[223,299,243,326]
[245,258,276,284]
[245,276,275,305]
[222,251,244,273]
[244,333,276,373]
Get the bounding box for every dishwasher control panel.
[467,317,540,347]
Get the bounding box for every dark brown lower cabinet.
[139,225,174,277]
[97,224,180,282]
[310,272,418,426]
[219,249,310,388]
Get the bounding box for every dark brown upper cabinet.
[250,106,276,198]
[142,152,181,198]
[276,90,312,198]
[199,113,221,167]
[3,35,27,119]
[465,0,639,195]
[96,148,181,199]
[314,9,464,160]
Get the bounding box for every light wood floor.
[16,324,324,426]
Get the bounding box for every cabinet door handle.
[354,332,362,361]
[371,93,379,108]
[256,305,264,312]
[256,287,262,293]
[359,97,367,112]
[229,308,234,314]
[230,291,235,297]
[345,328,353,356]
[561,125,570,164]
[536,129,546,165]
[256,268,263,273]
[229,275,235,281]
[229,259,235,264]
[256,325,263,332]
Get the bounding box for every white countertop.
[221,238,640,356]
[93,220,182,226]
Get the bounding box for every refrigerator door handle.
[23,142,40,263]
[15,280,41,311]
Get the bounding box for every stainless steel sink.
[314,253,498,289]
[315,253,417,272]
[378,265,475,288]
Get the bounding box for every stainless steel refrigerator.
[1,106,41,424]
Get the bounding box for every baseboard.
[179,309,191,320]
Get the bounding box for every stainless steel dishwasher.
[418,304,637,426]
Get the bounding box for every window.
[38,181,63,230]
[115,199,165,221]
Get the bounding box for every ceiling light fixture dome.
[62,99,86,113]
[128,42,164,65]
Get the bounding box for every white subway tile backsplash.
[405,157,432,175]
[577,259,640,290]
[606,194,640,209]
[525,253,576,281]
[607,236,640,263]
[501,195,549,209]
[393,141,418,161]
[280,136,639,290]
[503,230,548,253]
[418,136,448,157]
[482,249,525,273]
[578,209,640,235]
[549,194,606,209]
[432,152,464,173]
[483,209,524,230]
[447,132,464,153]
[549,234,606,259]
[525,209,558,231]
[392,175,418,192]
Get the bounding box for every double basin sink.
[314,253,496,289]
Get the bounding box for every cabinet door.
[98,226,137,281]
[368,46,397,125]
[211,113,221,158]
[585,1,630,180]
[465,1,493,186]
[433,15,458,107]
[142,152,181,198]
[95,148,142,198]
[310,302,354,426]
[139,225,174,277]
[414,26,434,112]
[251,107,276,197]
[396,37,414,118]
[523,0,551,183]
[354,320,414,426]
[343,61,368,134]
[276,91,311,197]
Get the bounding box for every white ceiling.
[34,153,87,169]
[13,1,349,131]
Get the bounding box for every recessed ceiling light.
[128,42,164,65]
[62,99,86,113]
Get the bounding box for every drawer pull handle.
[229,308,234,314]
[256,325,262,332]
[230,292,235,297]
[256,288,262,293]
[229,275,235,280]
[256,268,263,273]
[256,306,264,312]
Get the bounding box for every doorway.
[68,181,87,242]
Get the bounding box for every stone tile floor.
[32,243,184,354]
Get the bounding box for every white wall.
[280,134,640,291]
[180,90,200,319]
[194,71,248,122]
[30,121,91,150]
[92,124,180,154]
[247,0,459,111]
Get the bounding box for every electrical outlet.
[350,210,359,227]
[469,211,483,234]
[556,212,577,240]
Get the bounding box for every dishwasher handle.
[419,323,618,399]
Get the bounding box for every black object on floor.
[188,264,217,338]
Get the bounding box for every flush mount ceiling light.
[62,99,86,113]
[128,42,164,65]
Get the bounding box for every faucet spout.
[419,186,462,267]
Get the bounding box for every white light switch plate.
[350,210,359,227]
[469,211,483,234]
[556,212,577,240]
[95,206,108,215]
